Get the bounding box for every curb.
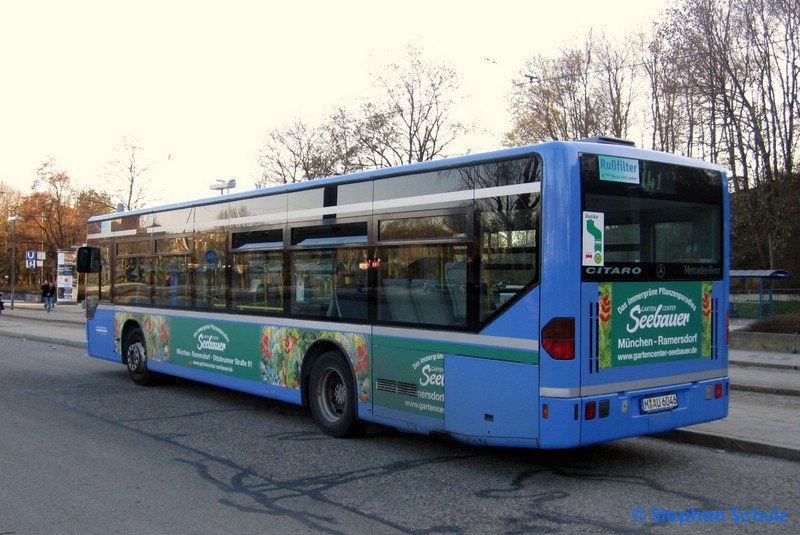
[730,331,798,354]
[732,384,800,397]
[3,319,85,328]
[0,331,85,350]
[731,360,800,371]
[656,429,800,463]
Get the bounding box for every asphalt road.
[1,335,798,534]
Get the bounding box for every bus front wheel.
[124,327,155,386]
[309,351,361,438]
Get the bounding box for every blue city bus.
[77,137,729,448]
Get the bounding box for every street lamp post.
[209,179,236,196]
[7,215,23,310]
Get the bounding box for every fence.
[730,289,800,319]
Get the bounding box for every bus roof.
[88,139,725,223]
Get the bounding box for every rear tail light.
[585,401,597,420]
[707,382,725,399]
[542,317,575,360]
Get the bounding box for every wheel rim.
[317,367,347,424]
[127,342,146,374]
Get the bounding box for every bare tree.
[257,47,468,185]
[504,0,799,270]
[258,120,325,186]
[641,27,688,153]
[596,33,637,140]
[369,46,467,166]
[507,49,597,143]
[506,32,636,145]
[104,138,153,211]
[327,107,367,175]
[655,0,800,267]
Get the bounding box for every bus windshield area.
[580,153,724,281]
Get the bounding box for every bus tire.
[309,351,361,438]
[124,327,155,386]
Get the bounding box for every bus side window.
[76,247,101,273]
[445,261,467,322]
[333,255,368,321]
[378,245,466,327]
[231,251,283,313]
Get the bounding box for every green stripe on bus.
[372,335,539,364]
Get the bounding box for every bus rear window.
[580,154,724,281]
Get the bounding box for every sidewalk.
[660,349,800,462]
[0,301,86,347]
[1,302,798,460]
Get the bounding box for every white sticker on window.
[583,211,604,266]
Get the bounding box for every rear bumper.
[539,376,729,448]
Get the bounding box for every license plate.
[640,393,678,413]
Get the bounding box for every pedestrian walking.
[0,291,4,314]
[41,280,55,313]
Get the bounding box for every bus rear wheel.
[309,351,361,438]
[124,327,155,386]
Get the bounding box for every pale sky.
[0,0,669,206]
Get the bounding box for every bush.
[743,313,800,334]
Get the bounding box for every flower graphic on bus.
[334,331,370,402]
[113,312,171,362]
[260,329,271,361]
[259,327,301,388]
[257,326,370,401]
[283,332,298,356]
[598,283,612,368]
[701,282,712,357]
